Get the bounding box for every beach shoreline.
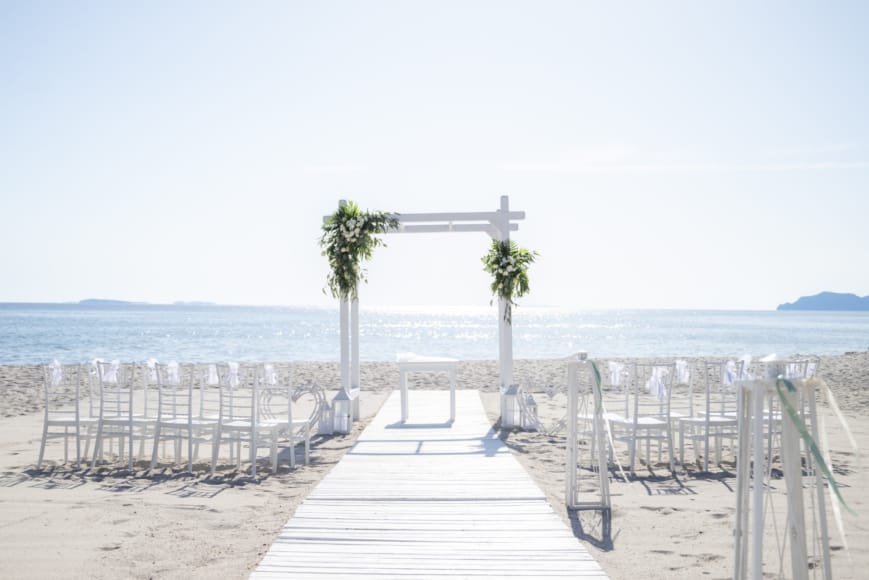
[1,353,867,579]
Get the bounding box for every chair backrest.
[294,381,328,433]
[703,359,743,418]
[785,358,820,379]
[216,362,256,424]
[631,362,676,421]
[672,359,694,417]
[138,358,159,419]
[155,362,195,421]
[96,360,135,420]
[85,361,101,418]
[197,363,222,421]
[603,361,633,416]
[43,362,82,420]
[258,363,294,427]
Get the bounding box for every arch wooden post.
[351,296,361,420]
[333,199,360,434]
[495,196,519,428]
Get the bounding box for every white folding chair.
[210,363,279,477]
[91,361,153,469]
[678,360,741,471]
[607,362,678,476]
[37,362,97,469]
[150,362,218,472]
[259,363,311,468]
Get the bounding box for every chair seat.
[607,415,667,428]
[45,417,82,427]
[98,416,154,425]
[222,419,255,429]
[635,416,668,428]
[157,417,217,428]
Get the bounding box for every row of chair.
[38,361,326,476]
[574,356,819,475]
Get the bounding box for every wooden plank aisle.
[251,390,608,579]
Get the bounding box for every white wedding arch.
[323,195,527,432]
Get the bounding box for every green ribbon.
[775,377,855,515]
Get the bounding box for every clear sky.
[2,1,867,310]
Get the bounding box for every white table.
[397,354,459,423]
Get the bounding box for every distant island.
[79,299,216,306]
[777,292,869,311]
[79,298,145,306]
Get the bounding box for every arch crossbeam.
[387,209,524,238]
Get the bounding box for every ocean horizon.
[2,302,868,365]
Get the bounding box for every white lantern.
[520,393,538,431]
[501,384,521,429]
[318,401,334,435]
[333,390,353,434]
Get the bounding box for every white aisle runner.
[251,390,608,579]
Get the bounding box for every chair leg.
[704,424,711,472]
[187,430,193,474]
[74,425,82,470]
[250,430,258,477]
[210,427,221,477]
[667,430,676,473]
[91,424,103,469]
[150,424,161,469]
[628,430,636,476]
[82,426,93,464]
[37,423,49,469]
[63,426,69,465]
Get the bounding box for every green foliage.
[320,201,399,301]
[481,239,538,323]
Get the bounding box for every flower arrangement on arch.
[482,239,538,323]
[320,201,399,301]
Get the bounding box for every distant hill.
[79,299,216,306]
[777,292,869,311]
[79,298,144,306]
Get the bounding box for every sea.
[1,302,868,365]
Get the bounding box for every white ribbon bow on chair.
[207,364,219,385]
[50,360,62,386]
[724,360,737,385]
[675,360,690,384]
[646,366,669,399]
[608,362,624,386]
[167,361,180,385]
[264,364,277,385]
[104,360,120,383]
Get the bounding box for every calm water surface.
[1,303,867,364]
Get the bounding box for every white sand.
[0,355,867,579]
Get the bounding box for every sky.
[1,1,868,311]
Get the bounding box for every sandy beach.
[1,354,867,579]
